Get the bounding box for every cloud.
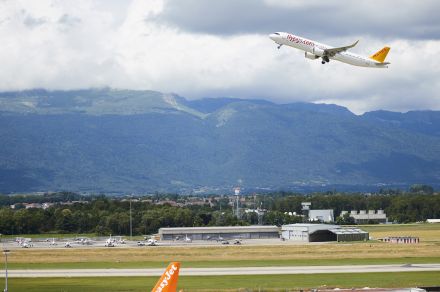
[158,0,440,40]
[23,15,48,28]
[0,0,439,114]
[58,14,81,27]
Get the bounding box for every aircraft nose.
[269,33,282,42]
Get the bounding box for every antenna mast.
[234,187,241,219]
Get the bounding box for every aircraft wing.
[324,40,359,56]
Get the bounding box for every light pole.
[129,197,133,241]
[3,249,10,292]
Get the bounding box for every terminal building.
[159,225,280,241]
[281,224,369,242]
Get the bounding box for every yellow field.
[7,241,439,265]
[362,223,440,241]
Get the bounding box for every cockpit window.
[273,32,280,35]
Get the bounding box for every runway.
[4,264,440,277]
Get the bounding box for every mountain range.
[0,88,439,194]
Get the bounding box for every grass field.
[1,272,439,291]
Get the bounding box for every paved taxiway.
[5,264,440,277]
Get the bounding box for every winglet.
[343,40,359,50]
[152,262,181,292]
[350,40,359,48]
[370,47,391,63]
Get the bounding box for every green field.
[1,272,439,292]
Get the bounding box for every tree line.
[0,188,439,236]
[262,191,440,223]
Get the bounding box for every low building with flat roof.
[381,236,419,244]
[341,210,387,224]
[427,219,440,223]
[159,225,280,241]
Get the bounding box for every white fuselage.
[269,32,387,68]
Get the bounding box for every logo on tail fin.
[370,47,390,63]
[152,262,181,292]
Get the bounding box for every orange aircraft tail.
[152,262,181,292]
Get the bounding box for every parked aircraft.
[17,237,33,248]
[147,238,158,246]
[206,235,224,242]
[172,235,192,243]
[233,239,242,245]
[75,237,93,245]
[105,235,116,247]
[20,240,33,248]
[269,32,390,67]
[15,237,25,244]
[183,235,192,243]
[113,236,126,244]
[152,262,180,292]
[137,238,158,246]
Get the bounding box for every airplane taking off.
[152,262,180,292]
[269,32,390,68]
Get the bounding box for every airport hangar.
[159,224,368,242]
[281,224,369,242]
[159,225,280,241]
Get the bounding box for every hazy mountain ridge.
[362,110,440,137]
[0,89,439,193]
[0,88,205,117]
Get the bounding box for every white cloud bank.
[0,0,439,113]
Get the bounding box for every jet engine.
[305,52,319,60]
[312,47,325,57]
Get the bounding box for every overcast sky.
[1,0,439,113]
